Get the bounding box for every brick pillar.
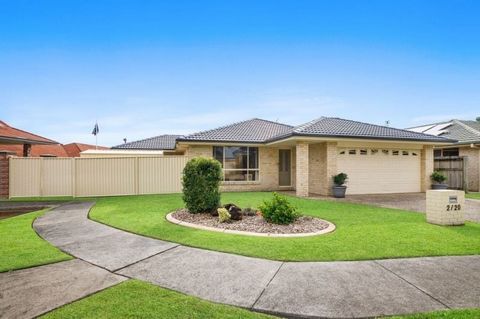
[421,145,434,192]
[325,142,338,196]
[0,152,10,198]
[296,142,309,197]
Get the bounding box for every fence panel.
[42,158,73,196]
[138,156,187,194]
[433,157,465,190]
[9,158,41,197]
[75,157,137,197]
[9,156,187,198]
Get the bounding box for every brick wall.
[0,153,9,198]
[184,144,290,192]
[459,147,480,192]
[296,142,309,197]
[426,190,465,225]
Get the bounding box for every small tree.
[182,157,222,214]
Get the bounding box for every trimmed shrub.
[333,173,348,186]
[431,171,447,183]
[242,207,256,216]
[259,193,301,225]
[182,157,223,214]
[217,208,231,223]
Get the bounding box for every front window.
[213,146,259,181]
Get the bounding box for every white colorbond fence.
[9,156,188,198]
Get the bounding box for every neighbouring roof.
[408,119,480,144]
[112,135,182,150]
[63,142,109,157]
[81,149,165,155]
[0,144,69,157]
[178,117,453,144]
[177,118,294,143]
[0,120,58,145]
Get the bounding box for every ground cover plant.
[89,192,480,261]
[0,209,72,272]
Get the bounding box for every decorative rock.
[225,203,243,221]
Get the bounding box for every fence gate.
[433,157,466,190]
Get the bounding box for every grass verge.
[41,280,275,319]
[0,209,72,272]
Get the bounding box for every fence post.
[135,156,139,195]
[72,158,76,197]
[0,152,12,198]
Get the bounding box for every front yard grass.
[0,209,72,272]
[466,192,480,200]
[41,279,275,319]
[40,279,479,319]
[89,192,480,261]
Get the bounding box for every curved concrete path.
[2,202,479,319]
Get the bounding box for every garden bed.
[167,209,335,237]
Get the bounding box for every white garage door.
[337,148,421,195]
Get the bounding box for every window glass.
[402,151,409,156]
[412,152,418,156]
[442,148,459,157]
[434,150,442,158]
[213,146,223,166]
[371,149,378,155]
[382,150,389,155]
[348,149,356,155]
[360,149,367,155]
[214,146,259,181]
[224,147,247,169]
[249,147,258,169]
[392,150,399,156]
[338,149,346,155]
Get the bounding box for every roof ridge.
[183,118,292,139]
[453,119,480,137]
[120,134,183,146]
[293,117,326,132]
[329,117,444,137]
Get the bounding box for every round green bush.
[182,157,223,214]
[259,193,301,225]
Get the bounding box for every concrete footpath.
[1,202,479,319]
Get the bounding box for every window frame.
[213,146,260,183]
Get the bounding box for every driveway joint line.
[112,244,181,273]
[250,261,284,309]
[373,260,451,310]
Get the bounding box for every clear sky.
[1,0,479,146]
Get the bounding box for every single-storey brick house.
[174,117,453,197]
[408,119,480,192]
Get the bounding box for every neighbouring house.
[112,134,184,155]
[80,149,165,158]
[0,121,109,157]
[408,119,480,192]
[63,142,110,157]
[173,117,454,197]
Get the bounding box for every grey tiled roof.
[112,135,182,150]
[271,117,452,143]
[178,118,294,143]
[408,120,480,144]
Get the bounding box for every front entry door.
[279,149,291,186]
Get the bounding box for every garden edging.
[166,212,336,237]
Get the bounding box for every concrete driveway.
[326,193,480,223]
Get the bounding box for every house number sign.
[447,196,460,211]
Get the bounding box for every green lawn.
[466,192,480,200]
[89,192,480,261]
[388,309,480,319]
[40,279,479,319]
[42,280,275,319]
[0,209,72,272]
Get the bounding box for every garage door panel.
[337,153,420,195]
